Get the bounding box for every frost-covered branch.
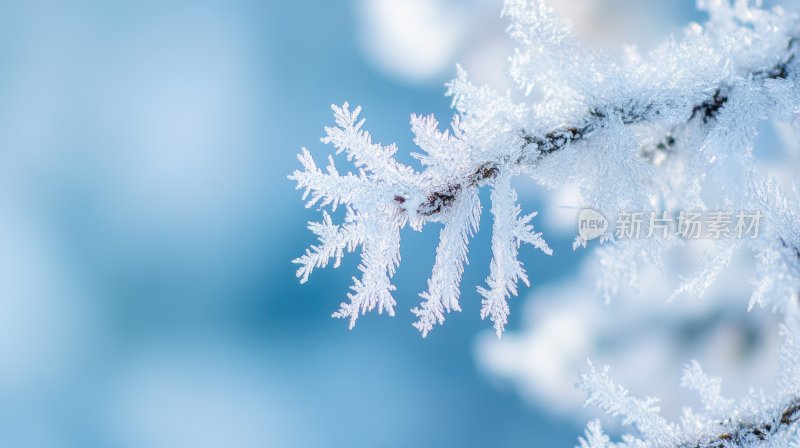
[292,0,800,445]
[291,0,800,336]
[688,398,800,448]
[579,324,800,447]
[416,35,799,221]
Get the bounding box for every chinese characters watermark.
[578,209,762,241]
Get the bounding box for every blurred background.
[0,0,796,447]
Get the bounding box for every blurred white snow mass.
[355,0,477,83]
[354,0,687,86]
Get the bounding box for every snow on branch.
[578,325,800,447]
[292,0,800,445]
[291,0,800,337]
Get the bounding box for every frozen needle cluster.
[291,0,800,445]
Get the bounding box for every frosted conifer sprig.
[291,101,551,335]
[293,0,800,445]
[292,0,800,337]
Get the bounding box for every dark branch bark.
[401,36,799,218]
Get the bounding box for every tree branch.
[681,398,800,447]
[404,37,799,219]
